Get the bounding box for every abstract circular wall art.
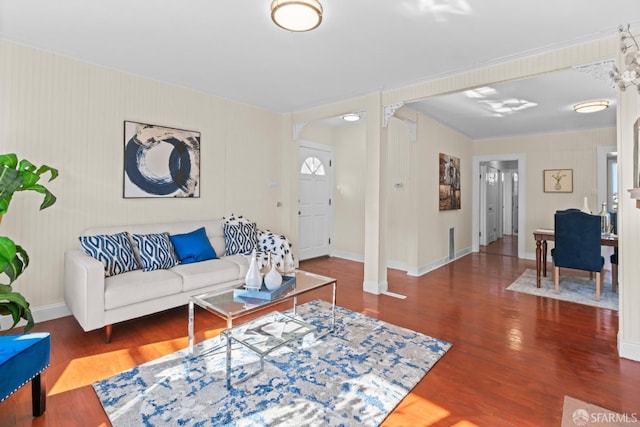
[123,121,200,198]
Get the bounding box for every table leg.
[226,318,232,390]
[188,301,194,355]
[535,240,542,288]
[293,295,298,317]
[331,282,336,332]
[542,241,548,277]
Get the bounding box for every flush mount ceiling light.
[271,0,323,32]
[573,100,610,113]
[342,113,360,122]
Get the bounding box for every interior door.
[298,144,333,260]
[485,165,499,244]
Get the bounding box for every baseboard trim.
[618,335,640,361]
[363,280,388,295]
[407,246,473,277]
[0,302,70,330]
[330,250,364,263]
[331,247,472,278]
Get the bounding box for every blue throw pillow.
[131,232,180,271]
[79,232,140,277]
[169,227,217,264]
[223,222,257,255]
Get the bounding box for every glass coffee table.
[188,270,336,389]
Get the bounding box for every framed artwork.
[439,153,461,210]
[123,121,200,198]
[543,169,573,193]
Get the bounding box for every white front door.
[298,143,333,260]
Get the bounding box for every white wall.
[0,40,285,313]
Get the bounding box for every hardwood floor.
[2,251,639,426]
[479,234,518,257]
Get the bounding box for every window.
[300,156,326,176]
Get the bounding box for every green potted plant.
[0,153,58,332]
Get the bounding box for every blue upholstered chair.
[552,209,605,301]
[0,332,50,416]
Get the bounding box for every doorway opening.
[473,153,525,259]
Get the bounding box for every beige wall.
[299,122,367,259]
[415,112,474,272]
[473,127,616,257]
[333,125,367,256]
[299,111,473,276]
[0,40,285,312]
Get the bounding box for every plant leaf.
[0,238,27,285]
[0,155,58,214]
[36,164,59,182]
[0,154,18,169]
[0,289,34,332]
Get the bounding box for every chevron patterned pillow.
[223,222,257,255]
[79,232,140,277]
[131,233,180,272]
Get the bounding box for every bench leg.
[31,373,46,416]
[105,324,112,343]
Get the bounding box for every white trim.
[473,153,526,258]
[363,280,388,294]
[597,145,617,208]
[331,250,364,263]
[0,302,70,330]
[382,291,407,299]
[619,334,640,362]
[406,247,473,277]
[298,140,335,260]
[332,247,472,277]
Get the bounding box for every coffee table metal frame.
[188,270,337,389]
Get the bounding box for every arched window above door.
[300,156,326,176]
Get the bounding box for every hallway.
[479,234,518,257]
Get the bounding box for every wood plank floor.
[2,250,639,426]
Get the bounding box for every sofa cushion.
[223,222,257,255]
[79,232,140,277]
[169,227,218,264]
[104,269,183,310]
[131,232,180,272]
[171,258,242,292]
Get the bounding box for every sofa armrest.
[257,230,295,273]
[63,249,106,332]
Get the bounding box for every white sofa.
[64,219,273,342]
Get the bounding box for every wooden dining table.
[532,228,618,288]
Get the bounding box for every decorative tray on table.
[233,275,296,301]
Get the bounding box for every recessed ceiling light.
[342,113,360,122]
[573,100,609,113]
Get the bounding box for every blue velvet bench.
[0,332,50,416]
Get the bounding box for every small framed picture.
[543,169,573,193]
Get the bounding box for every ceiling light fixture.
[573,100,610,113]
[271,0,323,32]
[342,113,360,122]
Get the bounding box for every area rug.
[507,269,618,310]
[93,300,451,426]
[561,396,639,426]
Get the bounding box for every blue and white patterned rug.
[507,269,618,310]
[93,300,451,426]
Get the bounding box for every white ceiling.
[407,64,618,140]
[1,1,639,139]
